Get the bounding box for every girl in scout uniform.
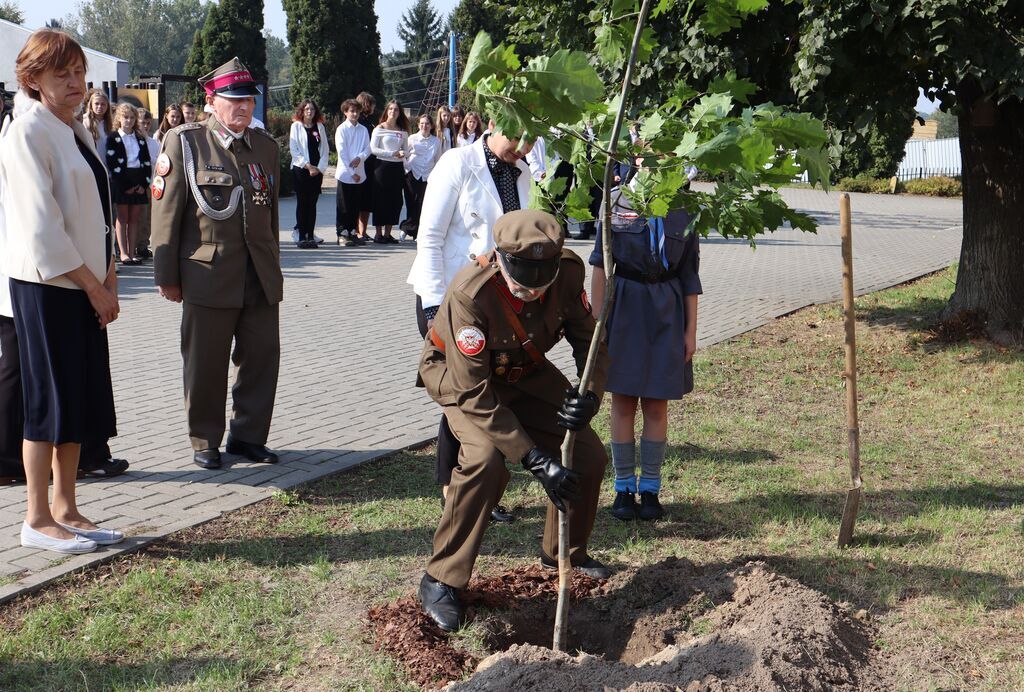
[589,182,702,521]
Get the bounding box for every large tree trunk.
[944,81,1024,345]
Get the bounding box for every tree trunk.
[944,81,1024,345]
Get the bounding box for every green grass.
[1,265,1022,690]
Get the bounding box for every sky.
[20,0,460,54]
[18,0,938,112]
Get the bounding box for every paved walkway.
[0,187,963,602]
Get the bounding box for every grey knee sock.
[639,438,666,494]
[611,440,636,493]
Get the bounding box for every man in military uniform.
[151,58,283,470]
[416,209,610,632]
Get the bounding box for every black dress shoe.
[540,554,611,580]
[225,437,279,464]
[490,504,514,523]
[194,448,222,469]
[418,573,463,632]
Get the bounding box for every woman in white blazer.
[289,99,330,248]
[407,127,533,520]
[1,30,123,555]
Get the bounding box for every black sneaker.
[637,491,665,521]
[611,491,637,521]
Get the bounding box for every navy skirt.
[9,279,117,444]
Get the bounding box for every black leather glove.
[556,387,599,431]
[521,447,580,512]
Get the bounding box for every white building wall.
[0,19,129,92]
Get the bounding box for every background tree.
[389,0,445,110]
[0,1,24,23]
[64,0,208,76]
[932,109,959,139]
[264,30,292,86]
[183,0,266,102]
[284,0,383,117]
[502,0,1024,344]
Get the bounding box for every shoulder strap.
[490,276,546,366]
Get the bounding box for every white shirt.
[145,136,160,174]
[370,126,408,163]
[120,128,141,168]
[405,132,441,181]
[456,132,477,148]
[335,120,371,184]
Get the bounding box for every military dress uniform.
[417,209,610,632]
[151,59,283,468]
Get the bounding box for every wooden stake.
[837,192,863,547]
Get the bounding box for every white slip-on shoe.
[58,523,125,546]
[20,522,97,554]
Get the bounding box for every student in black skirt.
[106,101,151,264]
[2,29,124,554]
[369,99,409,243]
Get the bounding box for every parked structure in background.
[0,18,129,88]
[897,137,961,181]
[911,118,938,140]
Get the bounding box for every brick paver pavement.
[0,186,962,602]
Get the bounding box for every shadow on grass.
[0,656,245,691]
[672,442,777,465]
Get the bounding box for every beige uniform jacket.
[418,249,608,464]
[151,117,283,308]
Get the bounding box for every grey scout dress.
[589,190,702,400]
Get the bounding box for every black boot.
[418,573,463,632]
[610,491,637,521]
[637,491,665,521]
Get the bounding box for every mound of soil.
[454,560,882,691]
[369,559,888,690]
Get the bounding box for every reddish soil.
[368,559,891,691]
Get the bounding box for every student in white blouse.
[401,114,442,240]
[434,105,453,154]
[334,98,371,246]
[288,99,330,248]
[369,99,410,244]
[455,110,484,148]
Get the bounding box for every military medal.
[495,352,510,375]
[248,163,270,206]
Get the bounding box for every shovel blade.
[837,487,862,547]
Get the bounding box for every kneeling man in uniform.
[417,209,610,632]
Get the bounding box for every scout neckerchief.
[648,216,670,270]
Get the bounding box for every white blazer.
[0,94,111,290]
[288,120,329,171]
[406,137,531,308]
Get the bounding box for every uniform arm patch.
[455,326,486,356]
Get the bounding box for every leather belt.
[614,266,676,284]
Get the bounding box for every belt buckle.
[507,366,524,383]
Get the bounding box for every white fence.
[896,137,961,180]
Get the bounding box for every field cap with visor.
[199,57,262,98]
[492,209,564,289]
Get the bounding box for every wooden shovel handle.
[840,193,861,486]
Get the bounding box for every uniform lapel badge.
[155,153,172,176]
[248,163,270,206]
[455,326,486,356]
[150,175,166,200]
